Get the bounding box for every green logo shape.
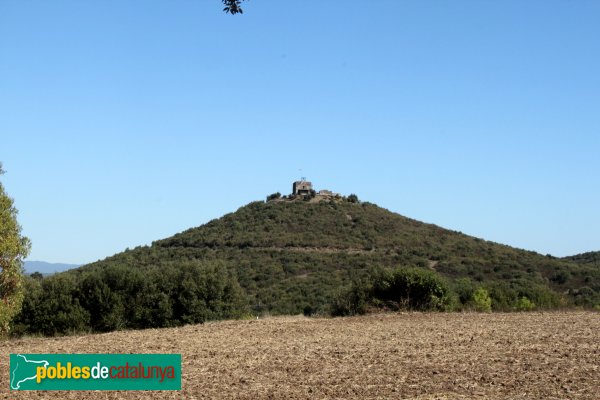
[10,354,181,390]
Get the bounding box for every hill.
[91,198,599,305]
[15,195,600,335]
[563,251,600,266]
[24,261,80,275]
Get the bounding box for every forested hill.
[16,196,600,336]
[83,198,599,309]
[563,251,600,266]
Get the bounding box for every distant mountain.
[563,251,600,266]
[24,261,80,275]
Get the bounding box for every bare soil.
[2,312,599,399]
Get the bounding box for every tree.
[222,0,245,15]
[266,192,281,202]
[30,272,44,281]
[0,163,30,335]
[472,287,492,312]
[347,194,359,203]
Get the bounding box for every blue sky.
[1,1,599,264]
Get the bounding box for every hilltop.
[15,191,600,335]
[563,251,600,266]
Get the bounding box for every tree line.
[15,262,594,337]
[14,262,248,336]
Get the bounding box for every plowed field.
[2,312,599,399]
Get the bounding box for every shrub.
[347,194,359,203]
[266,192,281,202]
[452,278,476,306]
[331,267,452,316]
[371,267,452,311]
[303,305,314,316]
[330,279,371,316]
[515,296,536,311]
[472,287,492,312]
[551,269,571,284]
[571,286,599,307]
[513,281,561,309]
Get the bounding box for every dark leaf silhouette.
[222,0,245,15]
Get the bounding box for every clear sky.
[1,1,599,264]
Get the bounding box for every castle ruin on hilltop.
[267,179,341,202]
[291,178,339,199]
[292,179,313,195]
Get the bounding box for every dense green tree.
[0,163,30,335]
[79,272,127,332]
[30,272,44,281]
[347,194,359,203]
[266,192,281,202]
[15,274,90,336]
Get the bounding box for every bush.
[514,281,561,309]
[483,280,560,311]
[571,286,599,307]
[331,267,452,316]
[372,267,452,311]
[472,287,492,312]
[330,279,371,317]
[266,192,281,202]
[551,269,571,284]
[303,305,314,316]
[515,296,536,311]
[347,194,359,203]
[453,278,476,306]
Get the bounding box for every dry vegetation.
[2,312,599,399]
